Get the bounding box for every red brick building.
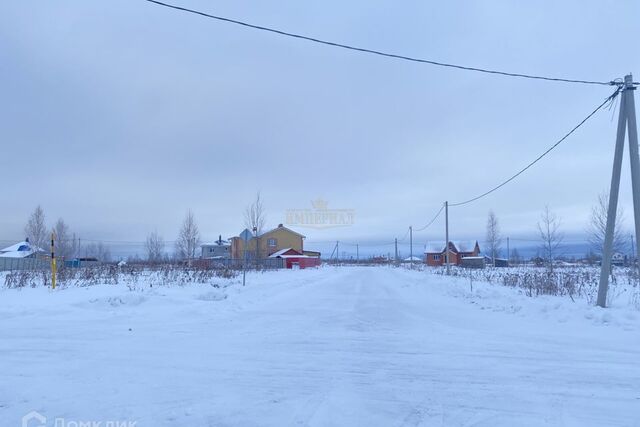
[424,241,481,266]
[268,248,321,269]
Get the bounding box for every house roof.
[238,228,254,241]
[233,225,306,240]
[268,248,312,259]
[424,240,479,254]
[201,240,230,246]
[0,241,43,258]
[268,248,297,258]
[259,225,306,238]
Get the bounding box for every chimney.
[278,224,283,228]
[218,234,222,245]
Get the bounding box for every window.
[267,238,277,247]
[433,254,441,261]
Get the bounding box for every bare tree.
[86,242,111,262]
[52,218,74,259]
[485,210,502,266]
[538,205,563,273]
[176,210,201,265]
[510,247,522,265]
[70,233,81,258]
[145,231,165,263]
[587,191,626,256]
[24,205,47,250]
[244,192,266,259]
[244,192,266,233]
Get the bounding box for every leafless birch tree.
[587,192,626,256]
[485,210,502,266]
[24,205,47,250]
[145,231,165,263]
[244,192,266,234]
[176,210,201,265]
[244,192,266,259]
[538,205,563,273]
[52,218,74,259]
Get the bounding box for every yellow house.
[230,224,305,259]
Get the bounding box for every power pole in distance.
[394,238,398,264]
[409,226,413,267]
[445,201,450,275]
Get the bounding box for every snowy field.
[1,266,640,426]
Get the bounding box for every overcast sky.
[2,0,640,257]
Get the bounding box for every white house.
[0,239,44,259]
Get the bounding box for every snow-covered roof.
[424,242,445,253]
[424,241,479,254]
[268,248,311,259]
[201,240,230,246]
[0,241,43,258]
[404,256,422,261]
[269,248,294,258]
[455,241,479,252]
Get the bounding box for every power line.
[398,227,410,243]
[414,204,445,232]
[143,0,616,87]
[339,240,395,247]
[449,87,623,207]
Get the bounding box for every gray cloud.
[1,0,639,258]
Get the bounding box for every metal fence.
[195,258,284,270]
[0,257,49,272]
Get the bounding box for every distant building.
[0,239,44,259]
[268,248,321,269]
[461,256,485,269]
[201,235,231,259]
[493,258,510,267]
[64,257,100,268]
[424,241,481,266]
[611,252,626,266]
[230,224,306,259]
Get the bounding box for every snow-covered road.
[1,267,639,426]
